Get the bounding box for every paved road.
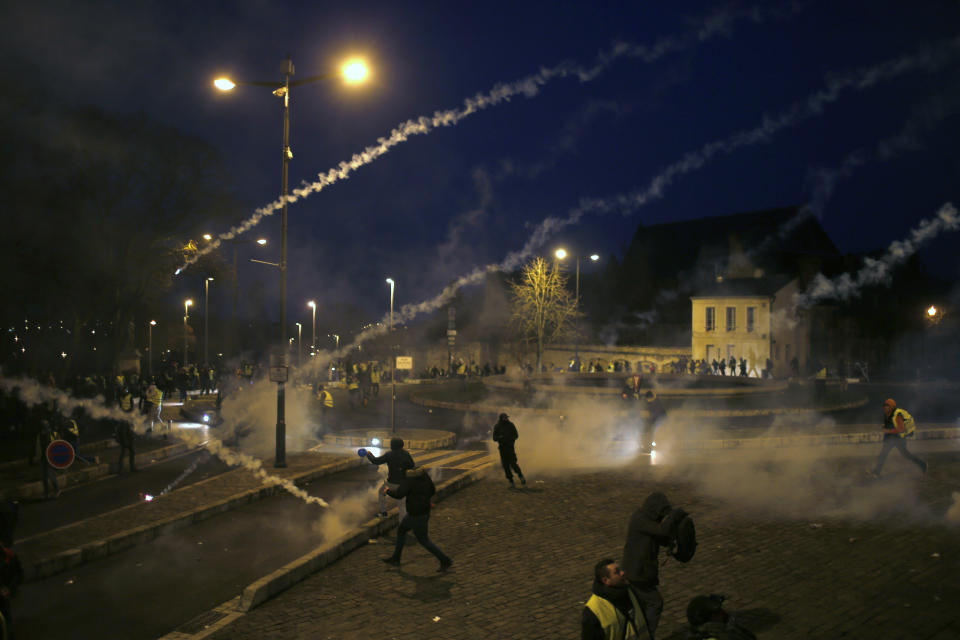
[10,449,492,640]
[196,439,960,640]
[15,447,232,539]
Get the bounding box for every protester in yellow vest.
[869,398,926,478]
[582,559,645,640]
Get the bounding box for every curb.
[22,455,367,582]
[7,441,191,501]
[323,430,457,449]
[238,459,496,611]
[676,426,960,450]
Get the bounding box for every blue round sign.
[357,448,368,457]
[46,439,75,469]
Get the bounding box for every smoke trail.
[0,372,331,507]
[158,448,212,496]
[179,3,800,271]
[498,36,960,269]
[795,202,959,307]
[807,96,960,217]
[306,37,960,365]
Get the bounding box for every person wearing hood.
[581,558,645,640]
[366,437,415,518]
[492,413,526,488]
[622,492,687,639]
[380,466,452,572]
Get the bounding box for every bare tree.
[509,257,579,373]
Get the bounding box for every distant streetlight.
[554,248,600,364]
[214,54,370,468]
[204,277,214,365]
[295,322,302,367]
[149,320,157,378]
[183,299,193,366]
[308,300,317,355]
[927,305,938,317]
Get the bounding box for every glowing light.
[555,248,568,260]
[342,59,369,84]
[207,276,214,282]
[144,494,155,502]
[203,234,212,240]
[202,414,211,423]
[385,278,394,285]
[927,305,938,317]
[175,268,182,275]
[371,437,381,446]
[213,77,236,91]
[590,254,600,261]
[256,238,267,245]
[308,300,316,309]
[60,352,67,358]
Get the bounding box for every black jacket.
[622,492,684,586]
[581,581,643,640]
[492,418,519,452]
[367,448,414,483]
[386,468,436,516]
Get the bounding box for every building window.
[706,307,716,332]
[726,307,736,331]
[747,307,756,332]
[706,344,715,361]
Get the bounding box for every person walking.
[33,420,61,499]
[492,412,526,488]
[869,398,927,478]
[581,558,645,640]
[380,467,452,572]
[115,418,137,475]
[143,379,163,432]
[622,492,687,639]
[315,384,334,436]
[366,437,415,518]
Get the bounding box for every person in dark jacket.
[492,413,526,488]
[622,492,687,639]
[366,437,415,518]
[115,418,136,474]
[581,558,645,640]
[380,467,452,572]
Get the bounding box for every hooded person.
[581,558,646,640]
[366,437,415,518]
[492,412,526,488]
[380,466,452,572]
[622,492,687,639]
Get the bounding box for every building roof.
[691,275,792,298]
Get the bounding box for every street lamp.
[183,299,193,366]
[214,56,370,468]
[204,277,214,366]
[149,320,157,379]
[385,278,396,433]
[554,248,600,366]
[295,322,302,367]
[308,300,317,355]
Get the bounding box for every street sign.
[46,439,75,470]
[395,356,413,370]
[269,366,289,383]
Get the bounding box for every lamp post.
[295,322,302,367]
[555,248,599,366]
[148,320,157,378]
[183,299,193,366]
[214,56,370,468]
[308,300,317,355]
[204,277,214,365]
[386,278,396,433]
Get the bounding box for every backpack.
[670,508,698,563]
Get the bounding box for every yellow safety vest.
[67,420,80,438]
[815,367,827,380]
[318,390,334,408]
[120,393,134,412]
[371,368,380,384]
[585,591,644,640]
[147,386,163,405]
[893,408,916,438]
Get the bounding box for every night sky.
[4,1,959,328]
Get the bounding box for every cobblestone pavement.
[207,445,960,640]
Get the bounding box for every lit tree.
[509,257,579,373]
